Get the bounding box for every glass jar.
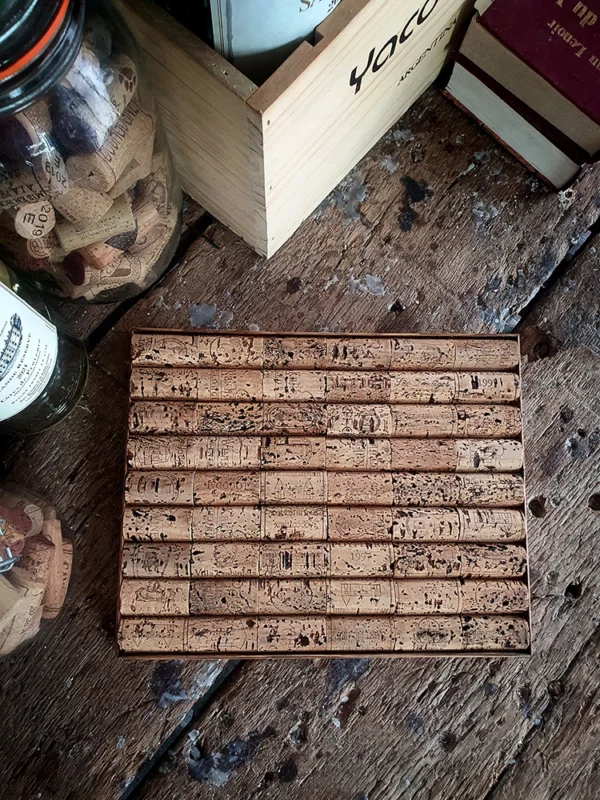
[0,0,182,302]
[0,483,73,658]
[0,258,88,434]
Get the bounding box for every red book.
[480,0,600,126]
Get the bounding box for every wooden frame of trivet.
[117,330,530,659]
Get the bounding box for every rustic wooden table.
[1,87,599,799]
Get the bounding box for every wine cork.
[260,471,327,504]
[192,507,261,541]
[131,368,197,400]
[66,101,155,192]
[262,403,326,435]
[393,579,529,614]
[8,201,55,239]
[257,579,328,614]
[0,98,51,162]
[326,371,391,402]
[120,578,190,616]
[42,539,72,619]
[327,404,393,437]
[129,402,197,434]
[193,472,261,505]
[329,616,393,651]
[260,436,326,469]
[392,543,527,577]
[327,507,393,541]
[119,617,186,653]
[329,543,393,577]
[0,567,45,655]
[127,198,169,256]
[106,145,153,199]
[393,615,529,651]
[327,472,394,506]
[328,579,395,614]
[262,371,326,401]
[190,543,260,577]
[136,157,171,216]
[197,403,263,435]
[0,151,68,208]
[194,335,264,368]
[125,471,194,505]
[257,616,328,652]
[326,438,392,470]
[261,506,327,540]
[18,534,55,586]
[392,473,524,507]
[0,493,45,536]
[185,617,258,653]
[67,251,151,300]
[122,507,193,542]
[197,370,262,402]
[105,54,138,115]
[127,436,261,470]
[389,405,522,438]
[392,508,526,542]
[55,193,135,252]
[259,543,329,577]
[0,505,29,556]
[390,338,520,370]
[0,575,22,618]
[390,439,523,472]
[190,579,258,615]
[263,337,327,369]
[121,542,192,578]
[75,241,123,271]
[389,372,521,404]
[131,333,196,366]
[326,338,392,370]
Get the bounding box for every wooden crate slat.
[119,332,529,656]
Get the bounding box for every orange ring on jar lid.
[0,0,70,81]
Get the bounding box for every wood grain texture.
[121,331,527,656]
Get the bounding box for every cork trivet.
[127,436,261,470]
[125,471,194,505]
[327,507,393,541]
[122,506,193,542]
[329,616,394,651]
[8,201,55,239]
[388,372,521,404]
[329,543,393,577]
[260,436,326,469]
[55,193,135,253]
[391,473,524,507]
[66,101,155,193]
[390,439,523,472]
[392,508,526,542]
[190,579,258,616]
[119,332,529,657]
[192,507,261,541]
[52,186,113,227]
[259,543,329,577]
[258,616,328,652]
[262,371,326,401]
[327,579,395,614]
[185,617,258,653]
[191,542,260,577]
[261,506,327,541]
[392,543,527,578]
[121,542,191,578]
[120,579,190,616]
[393,615,530,651]
[257,579,328,614]
[393,579,529,614]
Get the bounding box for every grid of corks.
[118,332,530,657]
[0,17,179,301]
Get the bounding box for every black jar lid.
[0,0,85,115]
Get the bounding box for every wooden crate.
[118,0,475,257]
[117,331,530,658]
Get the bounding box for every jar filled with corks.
[0,0,182,302]
[0,484,73,657]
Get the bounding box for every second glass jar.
[0,0,181,303]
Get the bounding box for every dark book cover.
[481,0,600,126]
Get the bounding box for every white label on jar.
[0,284,58,421]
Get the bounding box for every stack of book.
[444,0,600,188]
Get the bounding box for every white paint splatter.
[116,736,126,750]
[348,274,386,297]
[380,156,399,173]
[557,188,575,212]
[393,128,414,143]
[247,323,260,331]
[323,274,339,291]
